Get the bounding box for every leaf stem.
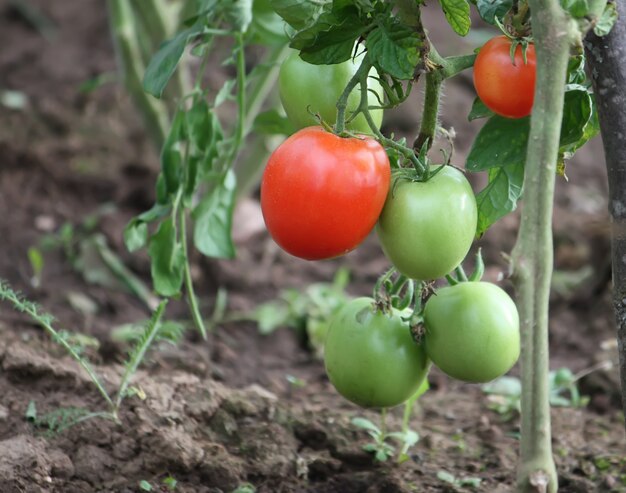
[179,207,208,339]
[114,300,168,415]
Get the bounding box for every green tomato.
[278,51,383,134]
[376,166,478,281]
[324,297,430,408]
[424,282,520,383]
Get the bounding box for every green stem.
[414,47,475,151]
[114,300,168,415]
[179,205,209,339]
[511,3,578,492]
[335,54,372,134]
[107,0,169,149]
[227,32,247,170]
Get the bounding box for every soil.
[0,1,624,493]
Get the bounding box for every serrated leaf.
[148,218,185,297]
[143,23,205,98]
[467,116,530,171]
[468,97,494,121]
[366,18,423,80]
[192,170,237,258]
[594,2,618,37]
[270,0,331,30]
[475,163,524,237]
[439,0,471,35]
[476,0,513,23]
[559,87,592,147]
[292,8,364,65]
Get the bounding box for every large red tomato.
[473,36,536,119]
[261,126,390,260]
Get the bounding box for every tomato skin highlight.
[261,127,391,260]
[324,297,431,408]
[473,36,536,119]
[279,51,383,133]
[376,166,477,281]
[424,282,520,383]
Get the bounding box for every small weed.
[352,415,419,463]
[139,479,152,491]
[482,363,608,420]
[232,484,256,493]
[437,470,482,489]
[249,268,351,356]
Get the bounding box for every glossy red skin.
[261,126,390,260]
[473,36,536,119]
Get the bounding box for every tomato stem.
[510,1,582,490]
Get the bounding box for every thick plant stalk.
[585,1,626,425]
[511,1,576,492]
[108,0,169,148]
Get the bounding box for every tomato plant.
[424,282,520,383]
[473,36,536,119]
[279,51,383,133]
[324,297,430,408]
[261,126,390,260]
[376,166,477,281]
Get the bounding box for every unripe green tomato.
[376,166,478,281]
[424,282,520,383]
[278,51,383,133]
[324,297,430,408]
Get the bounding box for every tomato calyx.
[493,17,534,66]
[444,249,486,286]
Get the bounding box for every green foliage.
[482,367,591,421]
[594,2,618,37]
[468,84,599,236]
[250,268,350,356]
[436,470,482,489]
[475,0,513,25]
[439,0,471,36]
[352,416,420,463]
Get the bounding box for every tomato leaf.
[594,2,618,37]
[251,0,289,45]
[559,86,592,148]
[468,97,494,121]
[475,162,524,237]
[160,110,187,197]
[466,116,530,171]
[270,0,331,30]
[124,205,173,252]
[475,0,514,24]
[148,218,185,297]
[143,22,205,98]
[192,170,237,258]
[292,8,364,65]
[366,18,423,80]
[439,0,471,36]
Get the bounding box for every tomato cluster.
[260,49,521,409]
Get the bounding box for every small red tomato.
[473,36,536,119]
[261,126,390,260]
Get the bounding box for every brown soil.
[0,1,624,492]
